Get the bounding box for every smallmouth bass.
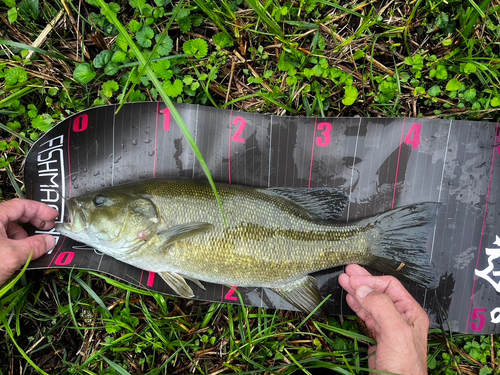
[56,178,440,316]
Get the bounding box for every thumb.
[13,235,56,263]
[356,285,409,333]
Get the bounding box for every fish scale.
[56,178,440,316]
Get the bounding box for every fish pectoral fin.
[181,275,206,290]
[272,275,328,318]
[158,222,214,246]
[159,272,195,298]
[262,187,348,221]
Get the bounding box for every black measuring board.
[24,102,500,334]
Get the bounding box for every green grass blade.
[5,166,24,198]
[0,40,77,62]
[96,0,227,226]
[0,82,40,109]
[99,354,132,375]
[244,0,284,39]
[1,316,50,375]
[194,0,233,37]
[0,122,34,145]
[71,272,112,318]
[314,321,376,345]
[317,0,366,18]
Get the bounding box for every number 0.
[72,114,88,132]
[55,251,75,266]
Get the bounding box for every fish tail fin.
[366,203,441,289]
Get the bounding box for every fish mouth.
[56,198,88,234]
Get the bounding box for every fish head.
[56,189,160,257]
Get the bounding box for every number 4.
[404,123,421,149]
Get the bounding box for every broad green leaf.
[472,101,481,110]
[164,79,183,97]
[93,49,112,68]
[183,39,208,59]
[102,80,119,97]
[129,0,145,10]
[128,19,142,32]
[428,85,441,97]
[342,85,358,105]
[3,0,16,7]
[491,97,500,107]
[153,60,172,79]
[73,63,96,84]
[136,26,154,48]
[5,66,27,86]
[435,65,448,80]
[464,62,477,74]
[446,78,461,91]
[32,114,54,132]
[7,7,17,23]
[112,50,127,63]
[177,17,191,32]
[213,32,233,48]
[155,35,173,56]
[104,62,119,76]
[464,88,476,102]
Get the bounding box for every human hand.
[338,264,429,375]
[0,198,58,286]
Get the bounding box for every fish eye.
[93,194,107,207]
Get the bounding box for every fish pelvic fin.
[272,275,328,318]
[157,222,214,246]
[366,202,441,289]
[159,272,195,298]
[262,187,348,221]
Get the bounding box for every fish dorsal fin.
[263,187,348,221]
[159,272,195,298]
[272,275,328,318]
[157,222,213,246]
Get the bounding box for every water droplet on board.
[148,151,155,156]
[93,171,100,176]
[144,139,151,144]
[132,140,138,145]
[114,156,122,163]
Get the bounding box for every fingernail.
[357,285,373,299]
[45,235,56,252]
[40,220,46,229]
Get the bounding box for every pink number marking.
[404,123,421,149]
[470,308,487,331]
[72,114,88,132]
[146,272,155,287]
[160,108,171,131]
[316,122,332,147]
[232,117,246,143]
[54,251,75,266]
[225,286,239,301]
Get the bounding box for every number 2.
[232,117,246,143]
[225,286,238,301]
[470,307,487,331]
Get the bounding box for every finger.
[355,286,412,336]
[347,274,414,305]
[345,264,373,277]
[0,235,56,286]
[6,221,28,240]
[0,199,59,226]
[338,273,356,294]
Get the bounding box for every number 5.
[470,308,487,331]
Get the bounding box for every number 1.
[160,108,171,131]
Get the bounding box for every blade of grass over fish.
[71,272,112,318]
[116,2,181,113]
[0,40,76,62]
[96,0,227,226]
[244,0,284,40]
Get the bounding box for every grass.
[1,0,500,373]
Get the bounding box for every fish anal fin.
[272,275,328,318]
[158,222,213,246]
[263,187,348,221]
[159,272,195,298]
